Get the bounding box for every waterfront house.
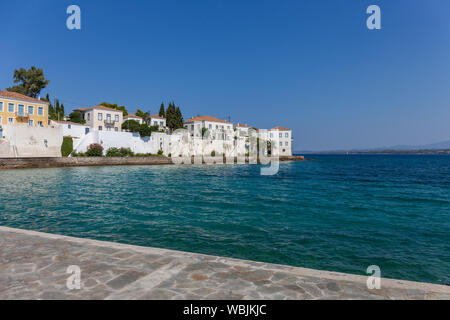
[148,114,166,129]
[73,105,123,132]
[123,113,143,124]
[0,91,49,127]
[51,120,90,138]
[269,126,293,156]
[184,116,233,140]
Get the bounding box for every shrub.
[122,120,141,132]
[211,150,216,157]
[86,143,103,157]
[119,147,134,157]
[168,153,172,157]
[106,147,121,157]
[157,149,164,156]
[61,136,73,157]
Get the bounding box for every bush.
[122,120,141,132]
[106,147,121,157]
[61,137,73,157]
[157,149,164,156]
[86,143,104,157]
[211,150,216,157]
[119,147,134,157]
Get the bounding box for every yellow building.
[0,90,49,127]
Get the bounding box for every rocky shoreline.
[0,155,305,170]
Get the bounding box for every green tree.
[158,102,165,117]
[139,124,158,137]
[100,102,128,116]
[86,143,103,157]
[175,106,184,129]
[122,119,141,132]
[61,137,73,157]
[6,66,50,98]
[69,111,86,124]
[165,102,177,131]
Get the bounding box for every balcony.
[104,119,116,126]
[15,112,29,118]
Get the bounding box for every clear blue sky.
[1,0,450,151]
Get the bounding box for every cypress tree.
[159,102,165,118]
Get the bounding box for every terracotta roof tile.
[185,115,232,124]
[0,90,49,104]
[150,114,164,119]
[74,105,120,112]
[271,126,290,131]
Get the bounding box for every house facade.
[73,105,123,132]
[0,91,49,127]
[184,116,233,140]
[123,113,143,124]
[148,114,166,129]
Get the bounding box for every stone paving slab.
[0,226,449,300]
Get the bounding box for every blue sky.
[1,0,450,151]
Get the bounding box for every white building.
[184,116,233,139]
[51,120,90,137]
[73,105,124,132]
[148,114,166,129]
[123,113,143,124]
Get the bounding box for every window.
[28,120,34,126]
[28,106,34,115]
[38,121,43,127]
[68,124,72,129]
[155,121,158,126]
[87,113,90,121]
[115,127,118,132]
[216,125,218,129]
[85,128,90,134]
[0,102,3,111]
[98,126,102,131]
[285,132,289,138]
[8,118,14,124]
[197,124,200,130]
[18,104,25,116]
[160,121,163,126]
[115,115,119,122]
[98,113,103,121]
[279,133,282,138]
[0,116,2,124]
[8,103,14,113]
[285,141,289,146]
[209,124,212,129]
[279,141,282,146]
[38,107,44,116]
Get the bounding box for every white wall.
[0,124,63,158]
[73,130,171,155]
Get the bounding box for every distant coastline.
[296,149,450,155]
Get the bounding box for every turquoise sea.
[0,155,449,284]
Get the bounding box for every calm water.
[1,155,449,284]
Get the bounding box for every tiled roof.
[271,126,290,131]
[74,105,120,112]
[124,113,141,119]
[0,90,49,104]
[236,123,250,128]
[150,114,165,120]
[185,116,232,124]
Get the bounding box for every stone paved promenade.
[0,226,449,300]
